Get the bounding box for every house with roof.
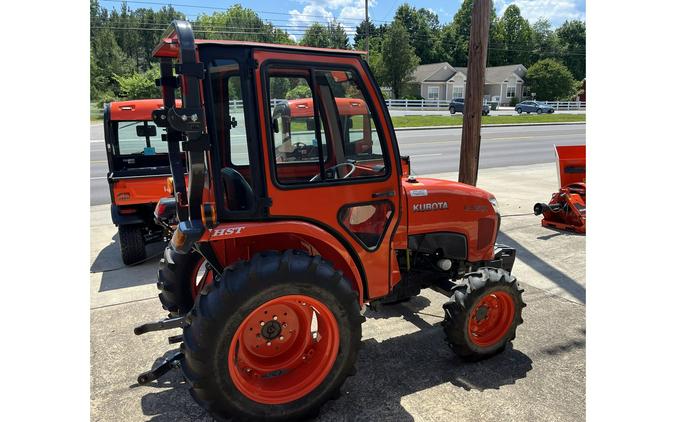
[412,62,527,105]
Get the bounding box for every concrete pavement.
[90,162,585,421]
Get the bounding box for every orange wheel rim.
[228,295,340,404]
[467,291,515,347]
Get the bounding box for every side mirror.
[272,118,280,133]
[136,125,157,137]
[306,119,316,131]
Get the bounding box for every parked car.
[449,98,490,116]
[514,100,555,114]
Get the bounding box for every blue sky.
[99,0,586,40]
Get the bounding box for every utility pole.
[365,0,369,61]
[458,0,491,186]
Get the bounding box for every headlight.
[489,197,500,214]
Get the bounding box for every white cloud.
[288,0,375,33]
[495,0,585,25]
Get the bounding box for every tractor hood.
[402,177,499,262]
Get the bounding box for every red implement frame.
[534,145,586,234]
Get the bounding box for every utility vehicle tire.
[442,267,525,361]
[181,250,362,421]
[157,247,210,317]
[516,107,522,114]
[537,108,543,114]
[119,225,146,265]
[449,106,456,114]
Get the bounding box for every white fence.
[538,101,586,110]
[386,99,451,110]
[385,99,586,111]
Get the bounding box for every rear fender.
[201,221,365,304]
[111,204,145,226]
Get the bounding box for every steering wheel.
[310,162,356,182]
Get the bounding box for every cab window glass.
[117,121,167,155]
[269,75,327,184]
[267,68,388,186]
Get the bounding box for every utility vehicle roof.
[276,98,368,118]
[109,99,182,121]
[153,38,366,59]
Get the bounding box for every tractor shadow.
[135,350,212,421]
[135,297,532,422]
[498,232,586,304]
[90,232,166,292]
[322,297,533,420]
[535,227,585,241]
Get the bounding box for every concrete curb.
[394,121,586,131]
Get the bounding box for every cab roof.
[153,38,366,59]
[280,98,368,118]
[108,99,182,121]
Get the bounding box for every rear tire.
[182,250,362,421]
[516,107,522,114]
[119,225,146,265]
[157,247,209,316]
[442,268,524,361]
[449,106,456,114]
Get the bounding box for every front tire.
[537,108,543,114]
[119,225,146,265]
[442,268,524,361]
[157,247,212,316]
[449,106,456,114]
[516,107,522,114]
[182,250,362,421]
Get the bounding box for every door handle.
[372,190,395,198]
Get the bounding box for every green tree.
[526,59,577,100]
[354,18,377,47]
[447,0,500,66]
[394,4,439,64]
[530,18,559,62]
[285,85,312,99]
[195,4,292,44]
[90,27,135,100]
[327,20,350,49]
[114,65,161,99]
[376,22,420,98]
[500,5,533,65]
[555,20,586,80]
[301,23,331,48]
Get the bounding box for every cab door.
[253,50,402,299]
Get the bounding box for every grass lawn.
[391,113,585,128]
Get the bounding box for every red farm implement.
[534,145,586,234]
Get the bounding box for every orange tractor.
[134,21,525,421]
[103,98,183,264]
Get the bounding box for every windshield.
[116,121,168,155]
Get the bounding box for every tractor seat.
[221,168,254,211]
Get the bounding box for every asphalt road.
[90,123,585,206]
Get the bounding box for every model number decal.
[212,226,245,236]
[413,202,448,212]
[409,189,428,197]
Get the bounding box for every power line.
[99,0,392,23]
[89,19,358,31]
[92,26,357,36]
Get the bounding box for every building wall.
[421,83,446,100]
